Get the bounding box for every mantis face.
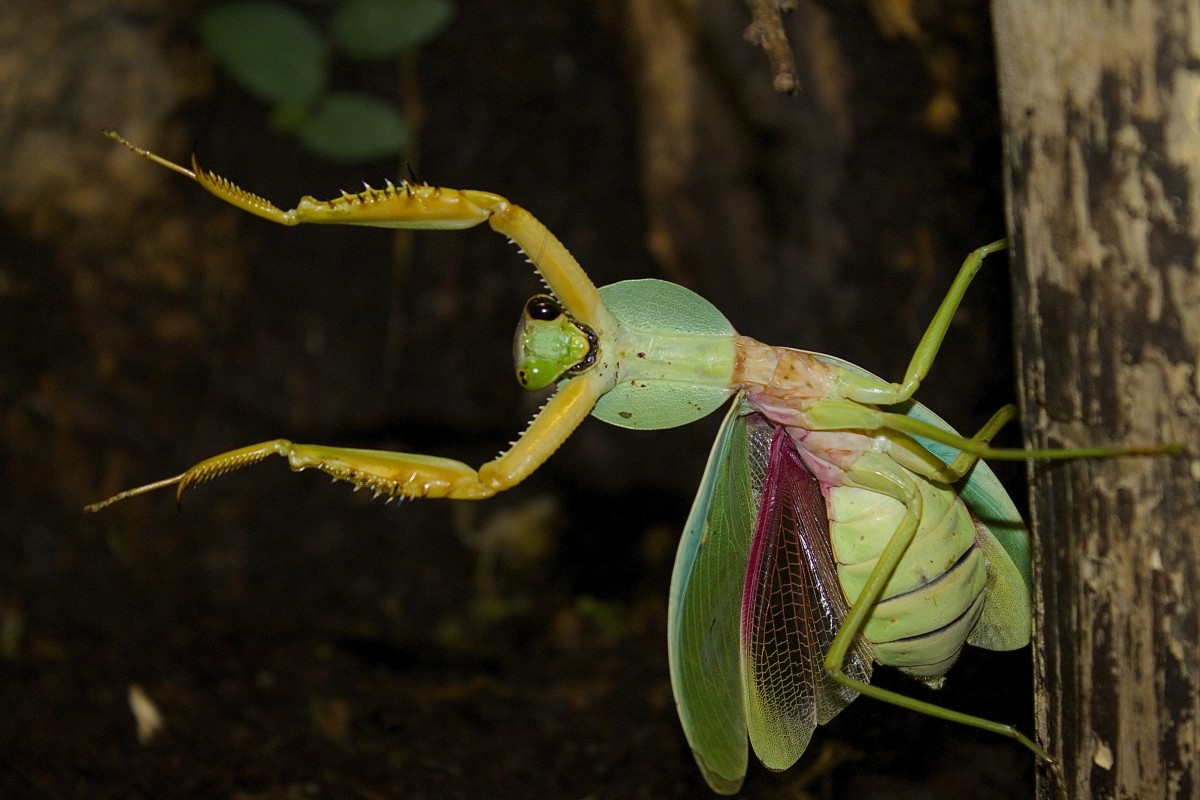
[513,295,598,390]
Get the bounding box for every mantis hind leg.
[879,407,1180,470]
[818,457,1066,796]
[803,398,1180,477]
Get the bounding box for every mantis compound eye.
[525,295,563,321]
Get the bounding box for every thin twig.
[743,0,799,94]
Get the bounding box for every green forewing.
[594,279,735,430]
[888,395,1031,650]
[668,396,757,794]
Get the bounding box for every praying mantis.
[90,131,1176,794]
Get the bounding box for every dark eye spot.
[526,295,561,321]
[619,411,632,419]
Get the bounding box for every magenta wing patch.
[739,424,873,770]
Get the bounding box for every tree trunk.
[993,2,1200,798]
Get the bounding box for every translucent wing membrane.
[741,425,873,771]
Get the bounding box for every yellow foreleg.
[86,370,611,510]
[103,131,615,333]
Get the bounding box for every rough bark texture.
[993,2,1200,798]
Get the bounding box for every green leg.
[839,240,1009,406]
[803,398,1180,473]
[820,457,1066,799]
[879,409,1181,463]
[821,240,1178,460]
[881,404,1019,483]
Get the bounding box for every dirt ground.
[2,1,1042,797]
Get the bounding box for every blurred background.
[2,1,1035,796]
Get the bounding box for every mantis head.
[512,294,597,390]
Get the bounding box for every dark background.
[2,1,1037,797]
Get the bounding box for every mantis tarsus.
[90,130,1177,794]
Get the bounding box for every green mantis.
[90,131,1176,794]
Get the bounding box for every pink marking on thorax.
[734,337,874,494]
[733,337,838,401]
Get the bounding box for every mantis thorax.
[588,279,738,430]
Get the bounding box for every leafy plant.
[198,0,453,162]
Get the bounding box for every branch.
[743,0,799,94]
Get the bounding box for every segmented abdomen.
[826,475,987,683]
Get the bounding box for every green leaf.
[331,0,454,60]
[198,1,326,106]
[299,92,410,162]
